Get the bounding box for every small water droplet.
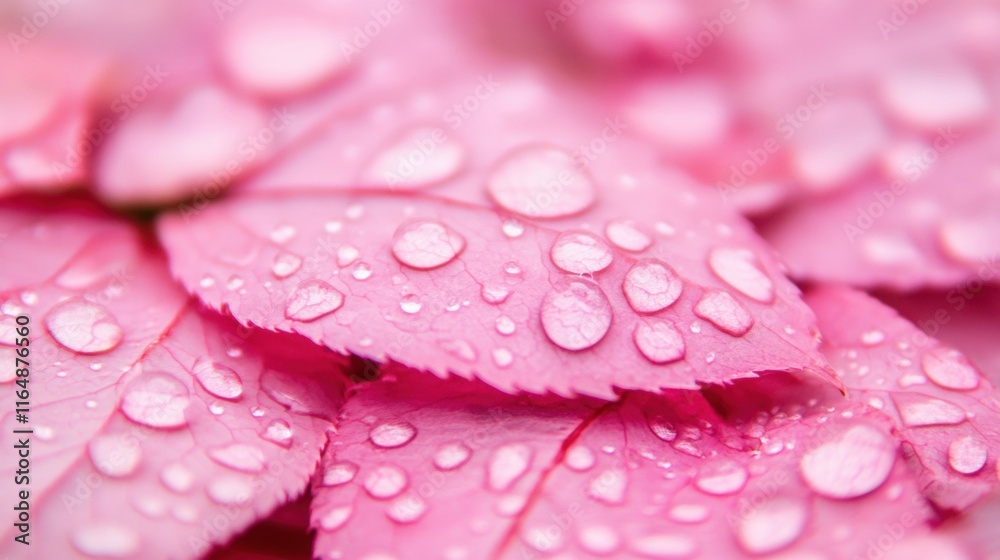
[199,275,216,289]
[504,261,522,276]
[947,436,988,474]
[364,465,408,499]
[120,372,191,428]
[391,219,466,270]
[540,279,613,351]
[35,425,54,440]
[736,498,808,554]
[322,462,359,486]
[487,146,596,218]
[399,294,422,314]
[669,504,709,524]
[495,315,516,336]
[285,280,345,321]
[325,220,343,234]
[318,505,353,531]
[193,358,244,400]
[208,443,266,473]
[605,219,652,252]
[693,291,754,336]
[370,421,417,448]
[262,419,294,448]
[209,402,225,415]
[523,524,565,553]
[71,523,140,558]
[207,475,254,505]
[623,260,683,313]
[387,495,428,524]
[272,252,303,278]
[345,204,364,220]
[434,442,472,470]
[336,245,360,267]
[550,231,614,274]
[89,434,142,478]
[565,445,596,471]
[488,443,533,491]
[45,298,124,354]
[861,330,885,346]
[491,348,513,368]
[161,463,194,493]
[629,533,696,558]
[226,275,244,291]
[708,248,774,303]
[694,460,747,495]
[578,525,621,555]
[922,347,980,390]
[270,225,297,244]
[352,262,373,280]
[634,320,685,364]
[587,468,627,505]
[481,283,511,305]
[250,406,265,417]
[85,400,98,409]
[800,423,895,499]
[502,220,525,238]
[439,338,477,362]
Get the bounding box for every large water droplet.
[895,395,966,427]
[161,463,194,493]
[285,280,345,322]
[693,291,754,336]
[486,146,596,218]
[800,423,896,499]
[922,347,980,390]
[708,248,774,303]
[550,231,613,274]
[364,465,408,499]
[578,525,621,556]
[540,279,613,351]
[318,505,353,531]
[648,416,677,442]
[605,219,652,252]
[434,442,472,470]
[193,358,244,400]
[363,126,465,189]
[947,436,988,474]
[386,494,429,524]
[262,419,294,448]
[629,533,697,559]
[208,443,266,473]
[587,469,628,505]
[634,319,685,364]
[487,443,533,491]
[71,522,140,558]
[45,298,123,354]
[623,260,683,313]
[272,252,303,278]
[694,460,747,495]
[736,498,808,555]
[89,434,142,478]
[120,372,191,428]
[565,445,596,471]
[321,462,359,487]
[370,421,417,448]
[391,219,465,270]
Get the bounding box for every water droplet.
[71,523,140,558]
[434,442,472,470]
[895,395,966,427]
[89,434,142,478]
[208,443,266,473]
[318,505,353,531]
[172,504,199,523]
[199,275,216,288]
[285,280,345,322]
[324,220,343,233]
[565,445,596,471]
[578,525,621,555]
[161,463,194,493]
[207,475,253,505]
[120,372,191,428]
[132,496,166,519]
[352,262,373,280]
[345,204,364,220]
[45,298,123,354]
[226,275,244,291]
[800,423,896,499]
[693,291,754,336]
[587,468,627,505]
[399,294,422,314]
[648,416,677,442]
[364,465,408,499]
[540,279,613,351]
[491,348,513,368]
[34,425,54,440]
[387,495,428,524]
[605,219,652,252]
[495,315,516,336]
[262,419,294,448]
[334,244,360,267]
[669,504,709,524]
[861,330,885,346]
[550,231,614,274]
[209,402,225,416]
[922,347,979,390]
[504,261,523,276]
[623,260,683,313]
[321,462,359,486]
[948,436,988,474]
[736,498,808,555]
[634,319,686,364]
[502,220,525,238]
[272,252,303,278]
[193,358,243,400]
[694,460,747,495]
[250,406,265,417]
[370,421,417,448]
[487,443,533,491]
[481,283,511,305]
[85,400,98,409]
[391,219,466,270]
[708,248,774,303]
[629,533,697,558]
[523,524,565,553]
[439,338,477,362]
[487,146,596,218]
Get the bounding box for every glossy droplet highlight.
[207,475,254,505]
[550,231,613,274]
[352,262,373,280]
[623,260,683,313]
[262,419,294,448]
[948,436,988,474]
[578,525,621,556]
[587,469,628,505]
[488,443,533,491]
[364,126,465,189]
[272,252,303,278]
[487,146,596,218]
[434,442,472,470]
[495,315,516,336]
[318,505,353,531]
[693,291,754,336]
[387,495,428,524]
[605,219,652,252]
[922,347,979,390]
[694,460,748,495]
[708,248,774,303]
[648,416,677,442]
[565,445,596,471]
[481,283,511,305]
[370,421,417,448]
[208,443,267,473]
[364,465,408,499]
[72,523,140,558]
[120,372,191,429]
[736,498,808,555]
[669,504,709,524]
[160,463,194,493]
[89,434,142,478]
[391,219,465,270]
[540,279,613,351]
[45,298,123,354]
[285,280,345,322]
[800,423,896,499]
[895,395,966,427]
[193,358,243,400]
[321,462,359,487]
[633,320,685,364]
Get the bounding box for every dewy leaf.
[807,285,1000,511]
[310,364,936,560]
[0,200,347,559]
[159,189,837,399]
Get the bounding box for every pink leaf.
[311,365,936,559]
[159,188,836,399]
[807,285,1000,511]
[0,200,347,559]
